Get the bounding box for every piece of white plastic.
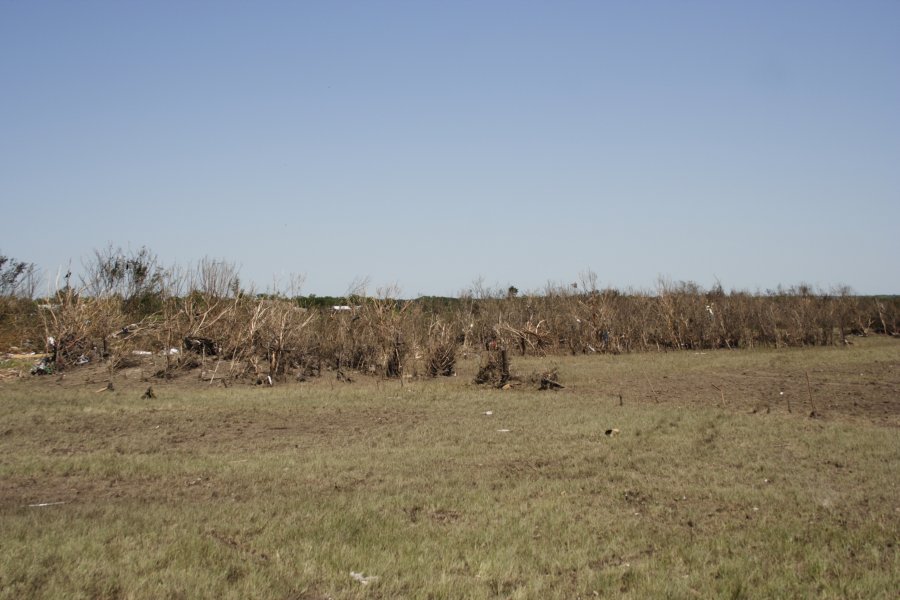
[350,571,379,585]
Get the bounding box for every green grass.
[1,340,898,598]
[0,356,36,370]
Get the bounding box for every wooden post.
[805,371,818,416]
[712,384,725,408]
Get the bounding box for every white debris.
[28,501,66,508]
[496,429,511,433]
[483,411,493,416]
[132,350,153,356]
[350,571,379,585]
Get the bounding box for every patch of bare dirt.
[597,353,899,425]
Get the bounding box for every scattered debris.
[183,336,218,356]
[475,346,510,388]
[483,411,493,416]
[531,367,564,390]
[496,429,511,433]
[132,350,153,356]
[540,374,564,390]
[74,354,90,365]
[5,352,48,360]
[30,357,54,376]
[350,571,379,585]
[111,323,140,339]
[28,501,66,508]
[605,428,620,437]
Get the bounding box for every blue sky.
[2,1,898,296]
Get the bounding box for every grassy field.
[1,338,898,598]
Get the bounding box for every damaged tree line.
[1,248,898,385]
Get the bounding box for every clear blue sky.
[2,1,898,296]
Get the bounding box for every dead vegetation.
[424,320,458,377]
[532,366,564,390]
[474,345,511,388]
[2,251,899,387]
